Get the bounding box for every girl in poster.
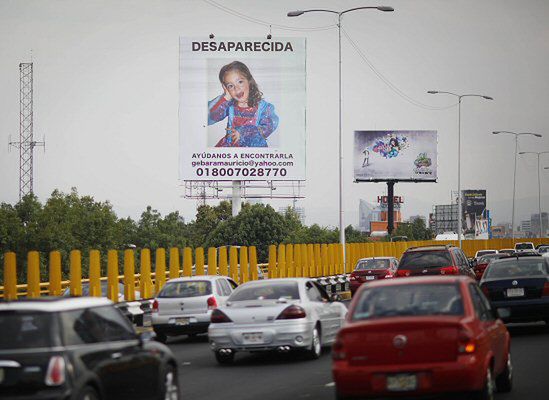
[208,61,279,147]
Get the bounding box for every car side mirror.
[139,330,156,345]
[496,308,510,320]
[330,293,342,302]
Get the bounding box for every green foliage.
[394,218,433,240]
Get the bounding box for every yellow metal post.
[208,247,218,276]
[336,244,343,274]
[107,250,119,302]
[294,244,302,277]
[346,244,352,274]
[278,244,287,278]
[140,249,153,298]
[3,252,18,300]
[286,244,294,277]
[196,247,205,276]
[155,248,167,293]
[307,244,314,277]
[123,249,135,301]
[314,244,322,277]
[240,246,249,283]
[169,247,180,280]
[268,245,277,279]
[300,244,308,277]
[183,247,193,277]
[249,246,258,281]
[229,246,239,282]
[49,251,62,296]
[320,244,329,277]
[89,250,101,297]
[69,250,82,297]
[328,244,335,276]
[219,246,229,277]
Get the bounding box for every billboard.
[179,37,306,181]
[353,131,438,182]
[462,190,487,234]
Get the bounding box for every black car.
[0,297,179,400]
[479,254,549,324]
[395,245,475,279]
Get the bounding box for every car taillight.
[332,335,346,360]
[458,329,476,354]
[276,305,307,320]
[440,266,459,275]
[211,309,232,323]
[207,296,218,310]
[152,299,159,313]
[543,282,549,297]
[45,356,66,386]
[396,269,411,277]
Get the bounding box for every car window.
[229,282,300,301]
[484,259,549,279]
[219,279,232,296]
[227,279,238,290]
[313,281,331,302]
[0,311,55,349]
[355,259,390,270]
[215,280,224,295]
[399,251,453,270]
[516,243,534,250]
[94,306,136,341]
[351,283,463,320]
[306,281,323,302]
[159,281,212,298]
[469,284,494,321]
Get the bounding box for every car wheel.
[161,365,179,400]
[496,354,513,393]
[306,326,322,360]
[473,367,495,400]
[215,350,235,365]
[155,332,168,344]
[78,386,100,400]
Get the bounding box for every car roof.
[360,275,472,288]
[166,275,229,283]
[237,278,311,286]
[404,245,455,252]
[357,257,395,261]
[0,297,113,312]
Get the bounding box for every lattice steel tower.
[9,63,45,200]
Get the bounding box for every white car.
[474,249,498,258]
[151,275,238,343]
[208,278,347,364]
[515,242,535,252]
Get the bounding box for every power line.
[342,28,457,111]
[202,0,337,32]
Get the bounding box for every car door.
[94,306,162,400]
[305,281,339,343]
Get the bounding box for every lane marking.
[325,382,335,387]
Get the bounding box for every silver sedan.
[208,278,347,364]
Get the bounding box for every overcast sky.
[1,0,548,228]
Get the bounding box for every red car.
[473,253,509,281]
[349,257,399,296]
[332,276,512,399]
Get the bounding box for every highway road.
[167,322,549,400]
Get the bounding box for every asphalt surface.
[166,321,549,400]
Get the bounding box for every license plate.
[169,317,190,325]
[386,374,417,391]
[242,332,263,344]
[366,276,376,280]
[507,288,524,297]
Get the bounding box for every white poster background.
[179,37,306,181]
[353,130,438,182]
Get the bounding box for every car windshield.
[516,243,533,250]
[484,259,549,279]
[352,284,463,320]
[159,281,212,298]
[228,282,300,301]
[477,251,496,257]
[0,311,54,349]
[399,251,452,270]
[355,259,390,271]
[478,254,505,264]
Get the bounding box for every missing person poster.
[353,130,438,182]
[179,37,306,181]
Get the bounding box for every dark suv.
[0,297,179,400]
[396,245,475,279]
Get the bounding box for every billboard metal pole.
[387,181,395,235]
[232,181,242,217]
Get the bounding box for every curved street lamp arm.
[341,6,393,15]
[287,9,338,17]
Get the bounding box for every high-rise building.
[530,213,549,237]
[432,204,459,235]
[358,199,381,233]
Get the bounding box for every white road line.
[325,382,335,387]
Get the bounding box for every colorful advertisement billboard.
[462,189,487,235]
[353,131,438,182]
[179,37,306,181]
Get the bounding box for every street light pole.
[428,91,493,248]
[288,6,393,271]
[519,151,549,238]
[493,131,542,238]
